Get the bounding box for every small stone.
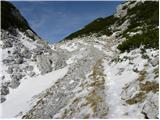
[0,85,9,95]
[0,96,6,103]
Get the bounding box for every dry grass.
[140,81,159,93]
[137,69,147,81]
[89,59,105,88]
[85,59,105,113]
[72,98,80,104]
[126,81,159,105]
[83,114,90,119]
[153,67,159,79]
[85,90,102,113]
[126,92,146,105]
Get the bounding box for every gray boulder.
[151,57,159,67]
[54,57,67,70]
[36,54,52,75]
[47,53,67,70]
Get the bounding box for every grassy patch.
[89,59,105,88]
[137,70,147,81]
[153,67,159,79]
[126,92,146,105]
[139,81,159,93]
[86,91,102,113]
[126,81,159,105]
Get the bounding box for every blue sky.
[12,1,122,43]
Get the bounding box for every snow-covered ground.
[103,48,159,118]
[0,66,68,118]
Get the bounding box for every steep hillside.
[0,1,159,119]
[64,15,118,40]
[0,1,66,104]
[1,1,31,31]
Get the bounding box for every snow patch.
[0,66,68,118]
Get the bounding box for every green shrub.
[117,28,159,52]
[128,1,159,26]
[122,1,158,38]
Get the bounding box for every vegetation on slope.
[1,1,31,31]
[117,1,159,52]
[64,15,118,40]
[117,27,159,52]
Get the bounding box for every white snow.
[19,32,37,50]
[103,48,150,118]
[104,62,141,118]
[60,42,78,52]
[0,66,68,118]
[94,44,103,51]
[128,30,143,37]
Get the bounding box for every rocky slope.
[0,1,159,119]
[0,1,66,103]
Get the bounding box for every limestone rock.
[36,54,52,75]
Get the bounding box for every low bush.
[117,28,159,52]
